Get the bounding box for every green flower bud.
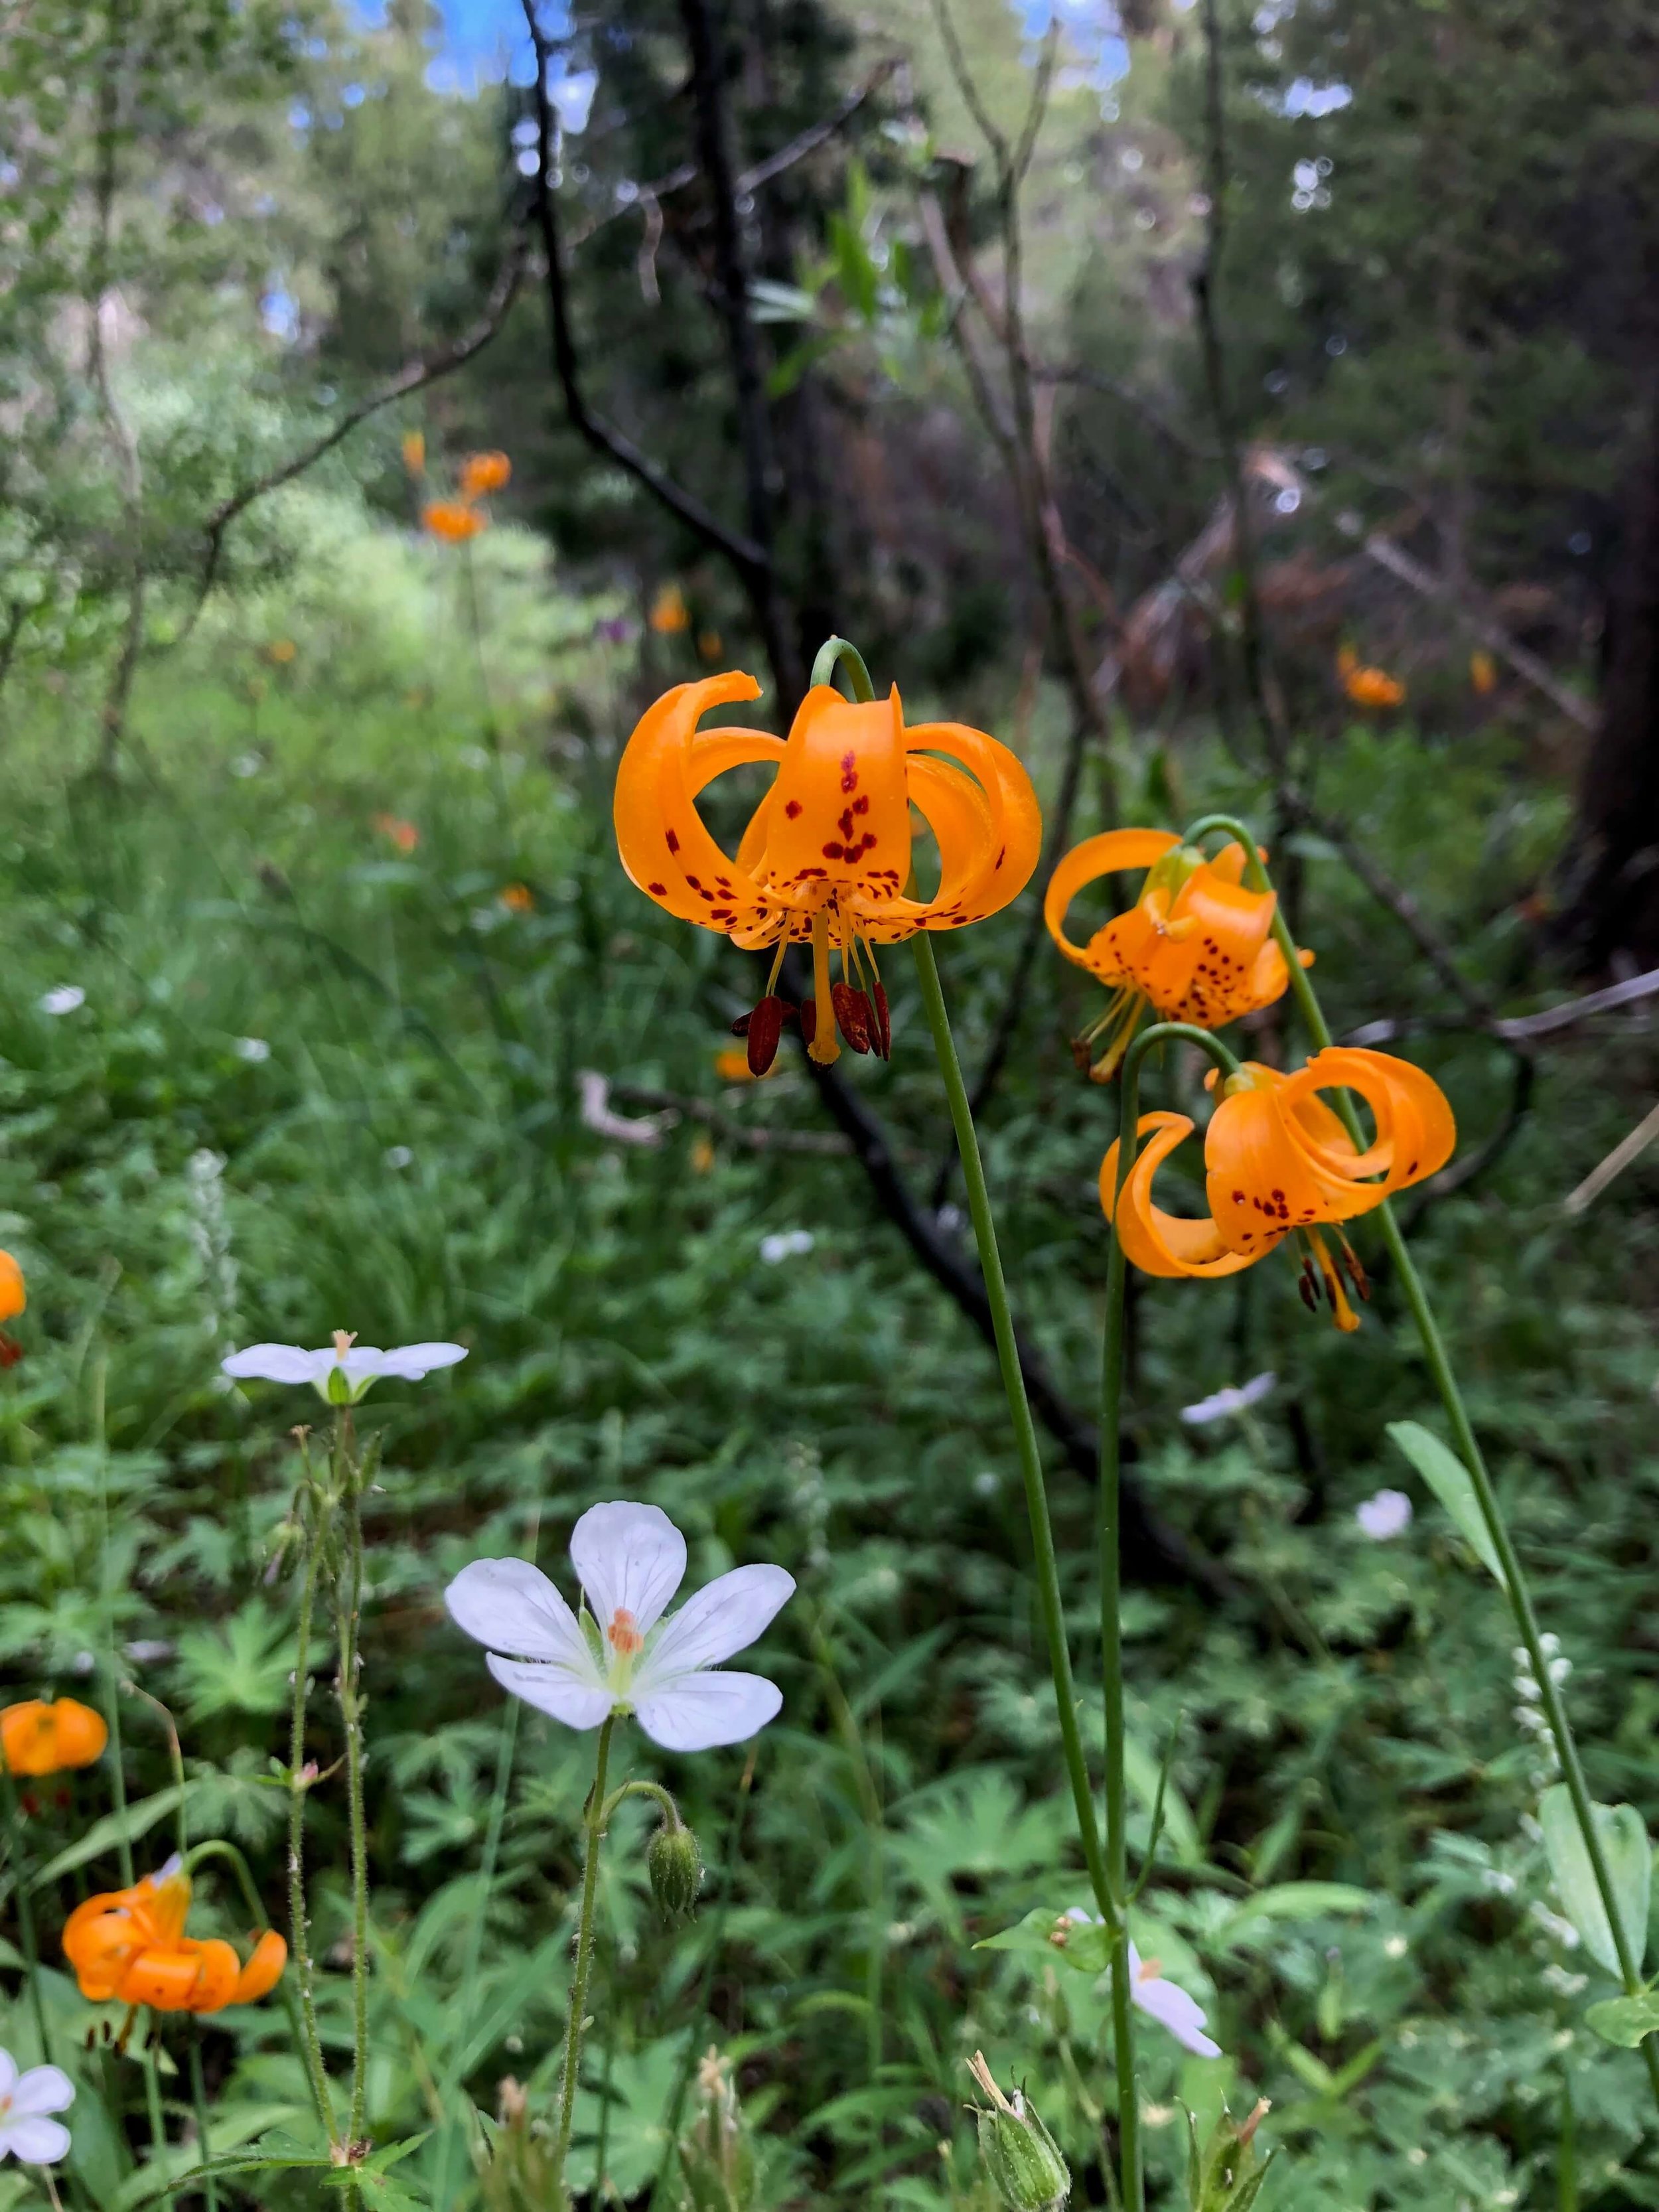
[966,2053,1070,2212]
[648,1818,703,1921]
[1186,2097,1272,2212]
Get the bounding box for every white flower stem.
[333,1412,372,2152]
[549,1713,616,2208]
[287,1445,341,2149]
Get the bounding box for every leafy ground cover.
[3,500,1658,2208]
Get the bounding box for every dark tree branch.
[1343,964,1659,1047]
[188,230,531,628]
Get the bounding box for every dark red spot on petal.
[784,799,802,819]
[666,829,680,853]
[647,881,668,895]
[840,751,858,793]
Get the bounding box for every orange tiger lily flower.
[459,449,511,498]
[423,499,484,544]
[615,672,1041,1069]
[1336,644,1405,708]
[63,1860,287,2015]
[1,1697,108,1777]
[1046,830,1306,1079]
[1100,1047,1455,1329]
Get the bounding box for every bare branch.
[187,231,530,629]
[1346,964,1659,1048]
[610,1082,854,1155]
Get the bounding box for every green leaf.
[1386,1420,1504,1583]
[33,1783,193,1888]
[1215,1882,1373,1945]
[1125,1731,1202,1866]
[1538,1786,1651,1978]
[1585,1992,1659,2047]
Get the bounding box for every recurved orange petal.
[1204,1080,1368,1257]
[1100,1112,1256,1277]
[614,672,768,928]
[0,1250,23,1324]
[232,1929,288,2005]
[1045,830,1181,976]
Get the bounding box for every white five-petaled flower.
[1180,1371,1276,1426]
[1355,1488,1413,1541]
[222,1329,467,1404]
[1066,1915,1222,2059]
[0,2047,74,2165]
[38,987,85,1017]
[445,1501,795,1753]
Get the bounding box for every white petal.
[570,1503,685,1635]
[634,1670,782,1752]
[0,2050,15,2101]
[338,1347,387,1380]
[636,1565,794,1691]
[1131,1970,1221,2059]
[222,1344,331,1384]
[486,1654,614,1732]
[0,2115,72,2164]
[10,2066,73,2118]
[445,1560,600,1679]
[371,1342,469,1380]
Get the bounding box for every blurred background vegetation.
[2,0,1658,2203]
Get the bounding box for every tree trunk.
[1556,374,1659,970]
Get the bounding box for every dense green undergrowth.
[2,506,1658,2210]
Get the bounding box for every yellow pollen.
[1137,1955,1163,1982]
[607,1608,644,1657]
[332,1329,357,1359]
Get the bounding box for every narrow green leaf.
[1538,1785,1651,1978]
[1386,1420,1504,1583]
[33,1784,192,1889]
[1217,1881,1372,1943]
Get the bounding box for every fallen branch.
[1344,964,1659,1048]
[1563,1098,1659,1216]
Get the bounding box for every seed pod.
[966,2053,1070,2212]
[646,1819,703,1922]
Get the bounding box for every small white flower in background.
[578,1069,666,1149]
[1180,1371,1277,1426]
[1355,1488,1413,1540]
[230,752,263,778]
[1127,1942,1222,2058]
[384,1145,413,1170]
[234,1037,271,1063]
[759,1228,814,1266]
[38,987,85,1017]
[446,1500,795,1753]
[0,2047,74,2164]
[222,1329,467,1404]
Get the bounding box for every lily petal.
[445,1559,600,1681]
[571,1501,687,1636]
[636,1564,796,1690]
[485,1655,615,1732]
[633,1670,782,1751]
[1043,828,1181,972]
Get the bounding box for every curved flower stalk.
[447,1501,795,1752]
[63,1856,287,2014]
[1,1696,108,1776]
[614,671,1041,1067]
[1045,830,1307,1079]
[222,1330,467,1404]
[0,2048,73,2166]
[1100,1047,1455,1329]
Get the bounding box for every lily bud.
[966,2053,1070,2212]
[647,1818,703,1922]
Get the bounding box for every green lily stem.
[808,635,876,701]
[287,1453,342,2148]
[549,1713,616,2210]
[189,2024,220,2212]
[1183,808,1659,2111]
[1,1771,52,2069]
[141,2037,173,2211]
[912,930,1118,1932]
[1105,1022,1244,2212]
[334,1412,372,2150]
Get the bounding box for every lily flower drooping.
[1,1697,108,1777]
[1045,830,1307,1080]
[446,1501,795,1752]
[1100,1047,1455,1329]
[614,673,1041,1069]
[1337,644,1406,709]
[222,1331,467,1404]
[63,1858,287,2014]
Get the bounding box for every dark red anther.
[730,1011,752,1036]
[746,994,786,1076]
[1297,1264,1318,1313]
[1071,1036,1093,1074]
[799,997,817,1047]
[871,982,891,1059]
[831,982,872,1053]
[0,1334,21,1369]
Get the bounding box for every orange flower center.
[606,1608,643,1658]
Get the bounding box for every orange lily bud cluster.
[614,673,1039,1069]
[1046,830,1306,1082]
[420,449,511,544]
[63,1862,287,2016]
[1100,1049,1455,1330]
[1,1697,108,1777]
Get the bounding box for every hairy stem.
[334,1415,372,2148]
[550,1714,616,2207]
[287,1465,340,2148]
